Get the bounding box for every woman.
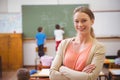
[49,6,105,80]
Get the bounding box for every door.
[9,34,23,70]
[0,35,9,71]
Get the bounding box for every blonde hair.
[74,6,95,38]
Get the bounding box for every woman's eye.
[74,20,79,23]
[81,20,87,23]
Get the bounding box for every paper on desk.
[38,69,50,76]
[111,70,120,75]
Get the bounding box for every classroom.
[0,0,120,80]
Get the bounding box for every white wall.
[0,0,120,65]
[98,39,120,56]
[6,0,120,12]
[0,0,8,12]
[23,40,55,65]
[1,0,120,12]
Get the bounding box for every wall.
[23,40,55,65]
[0,0,120,65]
[0,0,8,12]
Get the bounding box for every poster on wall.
[0,13,22,33]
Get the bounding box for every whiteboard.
[0,13,22,33]
[93,12,120,37]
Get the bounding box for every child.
[54,24,64,51]
[115,50,120,65]
[17,68,30,80]
[35,26,46,57]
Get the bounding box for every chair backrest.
[35,47,47,52]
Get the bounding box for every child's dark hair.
[55,24,60,29]
[37,27,43,32]
[117,50,120,57]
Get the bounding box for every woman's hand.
[59,66,68,75]
[82,64,96,73]
[59,66,70,80]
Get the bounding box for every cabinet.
[0,34,23,71]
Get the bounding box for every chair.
[111,64,120,68]
[97,71,108,80]
[37,55,53,70]
[109,69,120,80]
[35,47,47,69]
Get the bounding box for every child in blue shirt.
[36,26,46,57]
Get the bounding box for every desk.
[109,69,120,80]
[30,69,49,78]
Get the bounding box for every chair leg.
[105,76,109,80]
[97,76,101,80]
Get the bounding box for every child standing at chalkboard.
[35,26,46,57]
[54,24,64,51]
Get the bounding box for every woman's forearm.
[49,69,70,80]
[59,66,88,80]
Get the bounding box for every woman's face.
[73,12,94,35]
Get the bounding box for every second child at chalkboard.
[35,27,47,57]
[54,24,65,51]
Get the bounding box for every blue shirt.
[35,32,46,46]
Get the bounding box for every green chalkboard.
[22,4,88,39]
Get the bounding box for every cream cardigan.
[49,38,105,80]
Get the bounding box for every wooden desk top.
[31,69,50,78]
[109,69,120,76]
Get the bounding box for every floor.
[0,66,50,80]
[0,67,110,80]
[0,70,17,80]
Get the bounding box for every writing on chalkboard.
[22,5,88,38]
[22,5,120,39]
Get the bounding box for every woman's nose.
[78,22,83,27]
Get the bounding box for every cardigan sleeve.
[49,39,70,80]
[59,42,106,80]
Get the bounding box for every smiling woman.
[49,6,105,80]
